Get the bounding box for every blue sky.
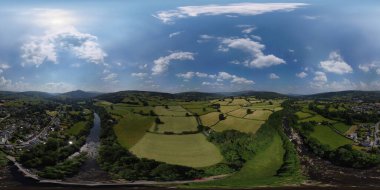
[0,0,380,94]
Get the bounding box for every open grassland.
[190,133,288,187]
[220,105,240,113]
[67,121,86,136]
[332,122,352,134]
[181,103,217,115]
[227,108,248,118]
[153,116,198,133]
[300,114,337,123]
[310,125,352,149]
[94,100,113,106]
[345,125,358,135]
[212,117,264,134]
[46,110,58,117]
[154,106,189,116]
[113,114,154,149]
[130,133,223,168]
[200,112,221,126]
[229,98,250,105]
[245,110,273,121]
[295,111,313,119]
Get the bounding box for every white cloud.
[217,71,254,85]
[358,61,380,74]
[220,38,285,68]
[313,71,327,82]
[154,3,307,23]
[269,73,280,79]
[40,82,76,93]
[21,9,107,67]
[169,31,182,38]
[250,35,262,41]
[0,63,11,70]
[152,52,195,75]
[131,72,148,78]
[202,81,223,86]
[176,71,215,80]
[310,71,327,88]
[296,71,308,78]
[237,24,256,34]
[103,73,118,82]
[176,71,254,85]
[303,15,320,20]
[320,51,352,74]
[0,76,12,87]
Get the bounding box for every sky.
[0,0,380,94]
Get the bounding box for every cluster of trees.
[38,153,88,179]
[297,121,380,168]
[308,102,380,124]
[19,112,93,176]
[95,106,204,181]
[19,136,86,169]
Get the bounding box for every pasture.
[244,110,273,121]
[295,111,313,119]
[200,112,221,126]
[228,108,248,118]
[130,133,223,168]
[220,105,240,113]
[212,117,264,134]
[113,114,154,148]
[67,121,86,136]
[154,106,189,116]
[310,125,352,149]
[152,116,198,133]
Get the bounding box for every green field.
[227,108,248,118]
[67,121,86,136]
[130,133,223,168]
[229,98,250,105]
[212,117,264,134]
[154,106,189,116]
[200,112,221,126]
[153,116,198,133]
[114,114,155,148]
[245,110,273,121]
[295,111,313,119]
[191,132,286,187]
[220,105,240,113]
[310,125,352,149]
[300,114,336,123]
[332,122,351,134]
[46,110,58,117]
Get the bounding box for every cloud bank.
[154,3,307,23]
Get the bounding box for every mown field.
[130,133,223,168]
[154,106,189,116]
[152,116,198,133]
[113,114,154,148]
[310,125,352,149]
[200,112,221,126]
[67,121,86,136]
[244,110,273,121]
[212,117,264,134]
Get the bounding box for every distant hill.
[174,91,222,100]
[58,90,102,99]
[95,90,175,103]
[304,90,380,100]
[226,90,288,99]
[0,91,53,100]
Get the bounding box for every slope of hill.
[304,90,380,100]
[58,90,102,99]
